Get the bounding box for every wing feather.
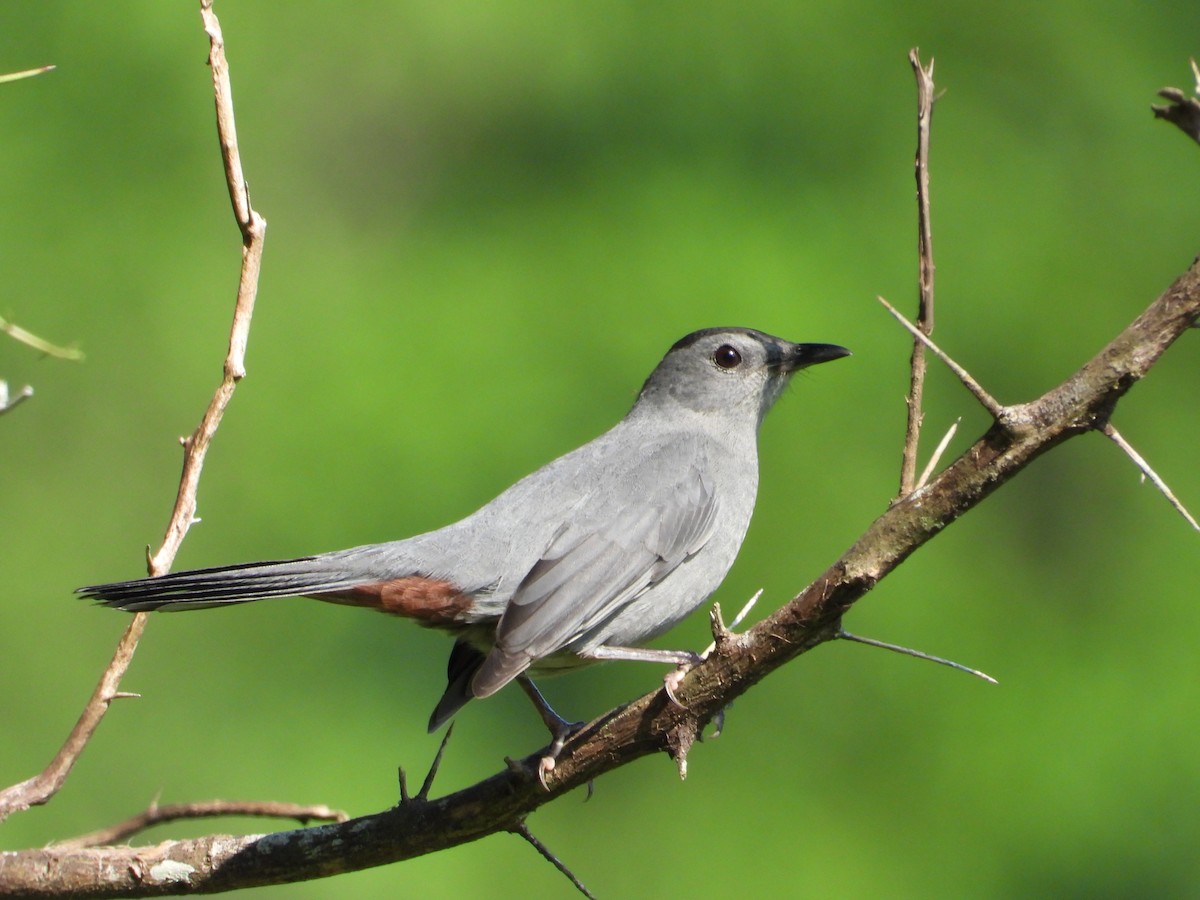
[470,438,718,697]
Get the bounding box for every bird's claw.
[709,705,726,739]
[663,663,694,709]
[537,754,556,789]
[517,717,584,790]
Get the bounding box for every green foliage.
[2,2,1198,897]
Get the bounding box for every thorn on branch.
[701,589,761,662]
[879,296,1005,420]
[915,418,961,490]
[416,723,454,802]
[838,630,997,684]
[666,717,702,781]
[511,821,597,900]
[1102,423,1200,531]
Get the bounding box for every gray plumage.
[79,328,849,732]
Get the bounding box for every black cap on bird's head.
[635,327,850,420]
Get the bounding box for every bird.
[79,327,850,758]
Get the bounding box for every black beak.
[787,343,852,372]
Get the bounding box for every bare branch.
[5,250,1199,884]
[0,616,147,822]
[4,38,1200,900]
[0,0,266,825]
[51,800,348,851]
[149,0,266,575]
[899,48,938,497]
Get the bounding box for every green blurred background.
[3,2,1199,897]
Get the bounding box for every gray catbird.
[80,327,849,751]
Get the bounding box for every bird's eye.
[713,344,742,369]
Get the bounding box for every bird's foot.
[535,715,586,789]
[663,664,692,708]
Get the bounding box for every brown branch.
[51,801,348,852]
[0,623,145,822]
[4,35,1199,900]
[0,0,265,826]
[148,0,265,576]
[3,239,1197,900]
[899,48,937,497]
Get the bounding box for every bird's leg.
[580,645,703,708]
[517,675,584,788]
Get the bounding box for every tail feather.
[77,555,378,612]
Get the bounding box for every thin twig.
[0,314,84,360]
[0,381,33,416]
[1102,423,1200,531]
[899,48,937,497]
[0,617,147,821]
[0,0,266,823]
[50,799,348,851]
[915,417,960,490]
[839,630,997,684]
[417,723,455,801]
[878,296,1004,418]
[701,589,762,657]
[149,0,267,574]
[511,822,597,900]
[0,64,55,85]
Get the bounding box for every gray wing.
[469,439,719,698]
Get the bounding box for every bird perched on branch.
[80,327,850,763]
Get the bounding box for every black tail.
[428,639,486,732]
[78,554,375,612]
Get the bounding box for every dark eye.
[713,344,742,369]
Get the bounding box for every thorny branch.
[3,47,1200,900]
[0,0,265,826]
[898,49,937,497]
[3,252,1197,896]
